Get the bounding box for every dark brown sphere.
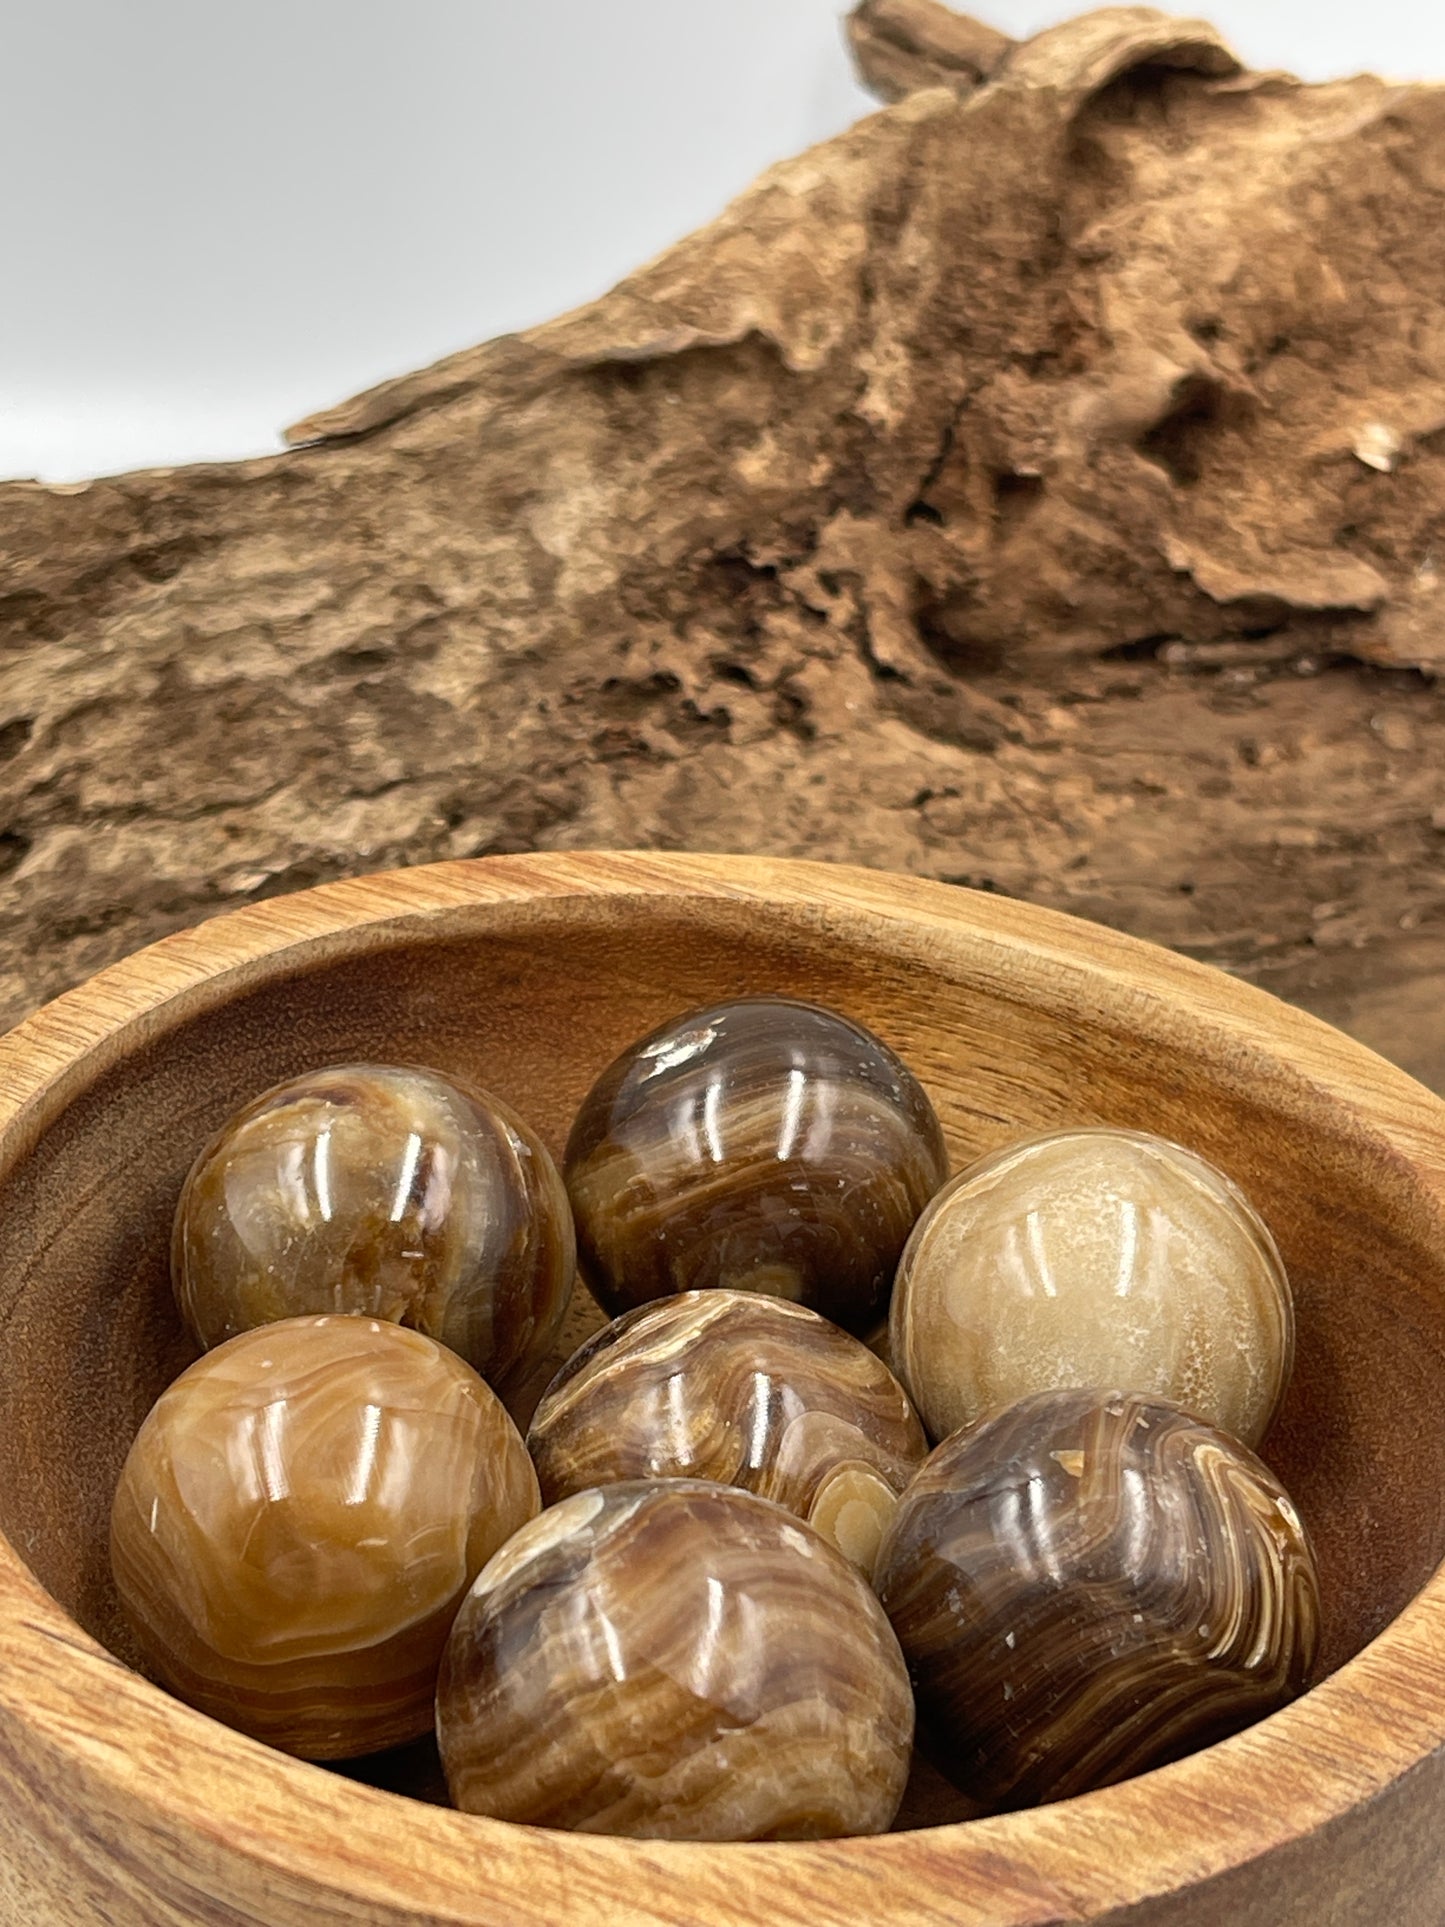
[172,1063,575,1392]
[526,1290,927,1576]
[874,1388,1321,1811]
[436,1481,914,1840]
[563,998,948,1332]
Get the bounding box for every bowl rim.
[2,848,1444,1925]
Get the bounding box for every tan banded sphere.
[890,1127,1294,1446]
[526,1290,927,1576]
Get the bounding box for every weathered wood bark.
[2,6,1444,1086]
[846,0,1015,99]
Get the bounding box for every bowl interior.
[1,874,1444,1827]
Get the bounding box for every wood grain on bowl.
[0,853,1444,1923]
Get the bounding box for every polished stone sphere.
[564,998,948,1333]
[527,1290,927,1577]
[437,1480,914,1839]
[172,1063,575,1392]
[875,1388,1320,1810]
[890,1127,1294,1446]
[110,1315,539,1759]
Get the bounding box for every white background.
[5,0,1445,483]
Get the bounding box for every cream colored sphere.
[889,1128,1294,1447]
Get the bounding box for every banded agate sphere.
[110,1315,539,1759]
[564,998,948,1332]
[437,1481,914,1840]
[875,1388,1321,1810]
[890,1127,1293,1445]
[527,1291,927,1577]
[173,1063,574,1391]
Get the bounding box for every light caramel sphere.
[110,1315,539,1759]
[890,1128,1293,1446]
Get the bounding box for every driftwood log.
[3,2,1444,1086]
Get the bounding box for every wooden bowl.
[2,852,1444,1925]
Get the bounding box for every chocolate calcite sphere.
[564,997,948,1332]
[437,1480,914,1840]
[875,1388,1320,1810]
[110,1315,540,1759]
[173,1063,574,1391]
[891,1127,1293,1446]
[527,1291,927,1576]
